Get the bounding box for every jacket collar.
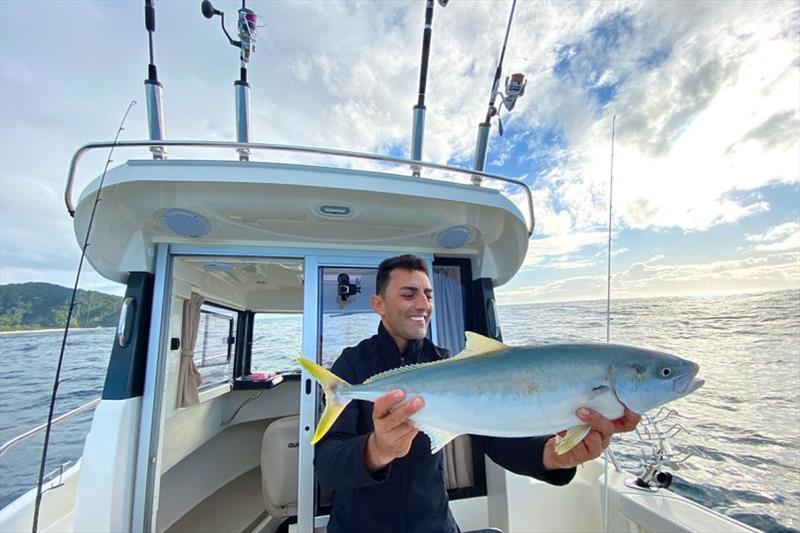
[377,321,424,366]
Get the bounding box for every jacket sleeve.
[314,354,392,491]
[478,435,576,486]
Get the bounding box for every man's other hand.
[364,389,424,471]
[542,407,641,470]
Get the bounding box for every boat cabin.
[54,149,532,532]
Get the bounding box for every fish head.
[611,347,704,414]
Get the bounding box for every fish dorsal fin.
[363,359,445,384]
[453,331,507,358]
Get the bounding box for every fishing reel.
[201,0,264,63]
[487,72,527,136]
[502,73,526,111]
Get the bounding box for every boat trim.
[0,398,100,458]
[131,243,173,532]
[63,140,535,236]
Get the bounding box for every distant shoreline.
[0,327,101,335]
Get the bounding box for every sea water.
[1,289,798,531]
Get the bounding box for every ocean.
[1,289,798,531]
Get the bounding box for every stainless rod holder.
[411,105,425,177]
[235,80,251,161]
[145,80,166,159]
[471,122,490,185]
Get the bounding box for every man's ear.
[371,293,384,316]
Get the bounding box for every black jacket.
[315,323,576,533]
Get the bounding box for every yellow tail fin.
[297,358,351,444]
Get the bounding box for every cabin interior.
[118,252,499,533]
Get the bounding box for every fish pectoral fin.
[414,422,460,454]
[589,385,611,400]
[554,424,591,455]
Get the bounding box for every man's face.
[372,268,433,345]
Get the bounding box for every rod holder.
[411,105,425,176]
[235,80,250,161]
[145,80,166,159]
[471,122,490,185]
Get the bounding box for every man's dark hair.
[376,254,429,295]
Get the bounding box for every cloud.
[498,252,800,304]
[524,231,610,267]
[1,0,798,295]
[727,109,800,154]
[547,258,599,270]
[745,222,800,252]
[523,1,799,237]
[746,221,799,242]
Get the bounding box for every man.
[315,255,640,533]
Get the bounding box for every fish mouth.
[675,363,704,396]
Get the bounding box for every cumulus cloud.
[745,222,800,252]
[524,231,610,267]
[523,1,799,237]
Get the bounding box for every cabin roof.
[73,158,530,285]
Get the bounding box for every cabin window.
[319,267,380,368]
[194,303,237,388]
[250,312,303,374]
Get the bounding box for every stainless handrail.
[0,398,100,457]
[64,140,535,235]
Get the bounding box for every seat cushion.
[260,416,300,517]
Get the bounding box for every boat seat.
[260,415,300,519]
[259,415,475,520]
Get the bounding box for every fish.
[298,332,704,455]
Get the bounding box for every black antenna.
[32,102,137,533]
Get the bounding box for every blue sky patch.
[552,11,637,109]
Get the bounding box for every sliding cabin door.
[297,254,436,533]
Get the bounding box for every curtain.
[178,293,205,407]
[432,266,466,355]
[433,266,474,489]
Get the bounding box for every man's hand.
[364,389,425,471]
[542,407,641,470]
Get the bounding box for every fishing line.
[602,115,617,533]
[32,100,137,533]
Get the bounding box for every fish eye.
[661,367,672,378]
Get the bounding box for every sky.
[0,0,798,305]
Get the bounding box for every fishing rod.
[471,0,526,184]
[602,115,617,533]
[31,100,136,532]
[410,0,448,177]
[202,0,262,161]
[145,0,166,159]
[606,115,616,343]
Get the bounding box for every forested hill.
[0,282,122,332]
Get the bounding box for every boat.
[0,1,761,532]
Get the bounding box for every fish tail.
[297,358,351,444]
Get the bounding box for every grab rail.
[64,140,535,235]
[0,398,100,457]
